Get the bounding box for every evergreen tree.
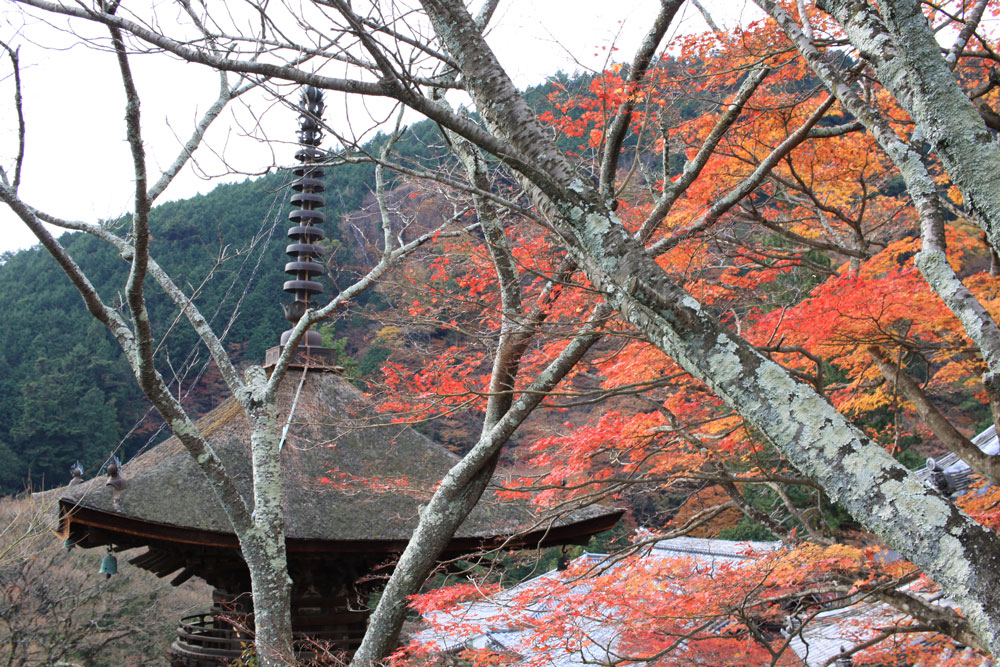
[12,345,121,486]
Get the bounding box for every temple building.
[55,87,622,665]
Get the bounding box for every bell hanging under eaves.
[99,552,118,578]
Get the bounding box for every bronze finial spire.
[281,85,326,347]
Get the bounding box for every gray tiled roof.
[915,424,999,498]
[417,537,781,665]
[418,536,989,666]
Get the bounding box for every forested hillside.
[0,142,386,490]
[0,77,582,493]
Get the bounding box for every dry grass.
[0,494,211,666]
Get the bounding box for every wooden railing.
[168,604,369,665]
[169,614,250,666]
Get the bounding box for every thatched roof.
[59,371,621,553]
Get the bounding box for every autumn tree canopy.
[5,0,1000,665]
[374,12,1000,660]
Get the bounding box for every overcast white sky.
[0,1,760,255]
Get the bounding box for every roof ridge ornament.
[265,85,341,371]
[69,460,84,486]
[281,85,327,348]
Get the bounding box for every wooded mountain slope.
[0,77,578,493]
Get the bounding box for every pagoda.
[56,87,622,665]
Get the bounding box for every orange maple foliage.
[364,4,1000,664]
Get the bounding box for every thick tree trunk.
[243,370,294,664]
[352,452,498,666]
[244,549,293,665]
[559,197,1000,656]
